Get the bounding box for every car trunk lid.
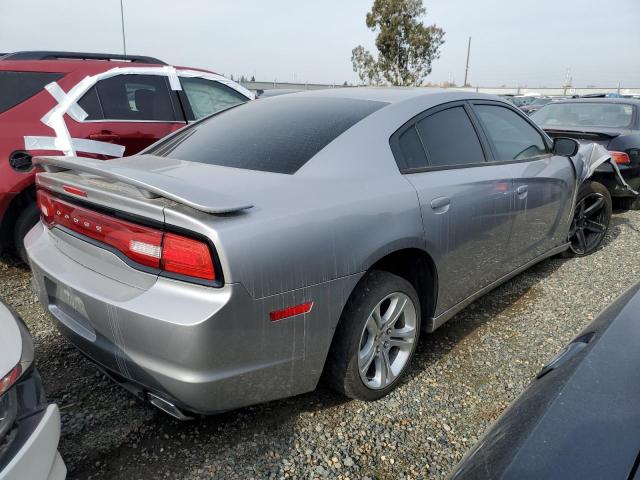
[543,126,630,148]
[34,155,254,215]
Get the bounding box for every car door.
[471,102,575,266]
[70,74,187,158]
[392,102,515,315]
[178,77,249,121]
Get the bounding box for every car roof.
[551,97,640,105]
[279,87,500,105]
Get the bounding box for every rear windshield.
[0,71,64,114]
[148,96,387,174]
[532,102,634,128]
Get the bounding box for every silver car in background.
[0,301,65,480]
[26,89,614,418]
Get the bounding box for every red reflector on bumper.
[269,302,313,322]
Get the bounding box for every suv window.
[78,75,177,121]
[416,106,485,167]
[0,71,64,114]
[180,77,247,120]
[475,105,548,161]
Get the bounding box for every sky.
[1,0,638,87]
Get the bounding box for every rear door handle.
[430,196,451,213]
[89,132,121,142]
[516,185,528,197]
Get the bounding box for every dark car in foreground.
[26,89,617,418]
[0,300,65,480]
[532,98,640,208]
[449,282,640,480]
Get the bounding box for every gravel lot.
[1,210,639,480]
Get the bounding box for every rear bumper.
[26,223,358,414]
[592,165,640,197]
[0,404,65,480]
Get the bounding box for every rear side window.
[149,96,387,174]
[398,126,428,170]
[0,71,63,114]
[181,77,247,120]
[78,74,177,121]
[475,105,547,161]
[416,106,485,167]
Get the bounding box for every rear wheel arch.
[329,247,438,342]
[368,248,438,324]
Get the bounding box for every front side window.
[78,74,177,121]
[416,106,485,167]
[475,105,547,161]
[181,77,247,120]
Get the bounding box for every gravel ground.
[1,210,639,480]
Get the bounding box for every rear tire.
[13,201,39,265]
[563,181,611,258]
[325,270,421,401]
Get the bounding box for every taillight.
[37,189,216,282]
[161,233,215,280]
[609,150,630,165]
[0,364,22,396]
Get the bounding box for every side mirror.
[553,137,579,157]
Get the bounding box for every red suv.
[0,51,253,262]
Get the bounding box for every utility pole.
[120,0,127,56]
[463,37,471,87]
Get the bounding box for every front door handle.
[430,196,451,213]
[516,185,528,197]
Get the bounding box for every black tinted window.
[149,97,387,174]
[77,86,102,118]
[398,126,428,170]
[416,106,485,167]
[181,78,247,120]
[81,74,177,121]
[0,71,63,114]
[475,105,547,161]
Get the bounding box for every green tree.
[250,75,255,82]
[352,0,444,86]
[351,45,381,86]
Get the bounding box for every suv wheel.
[326,270,421,401]
[13,202,39,265]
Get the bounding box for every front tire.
[563,181,612,257]
[13,201,39,265]
[325,270,421,401]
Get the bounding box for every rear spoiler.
[544,129,620,140]
[34,156,253,214]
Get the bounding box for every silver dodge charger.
[26,89,618,418]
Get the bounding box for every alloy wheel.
[569,192,608,254]
[357,292,418,390]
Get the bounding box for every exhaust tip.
[147,392,193,421]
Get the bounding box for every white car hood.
[0,302,22,379]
